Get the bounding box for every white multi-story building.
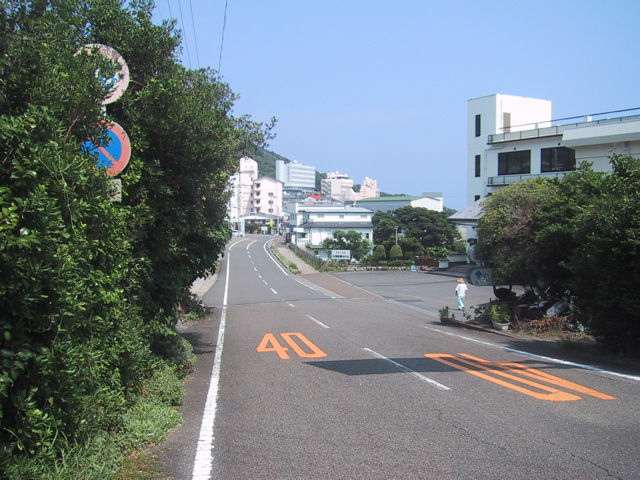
[357,177,380,200]
[276,160,316,193]
[227,156,284,232]
[454,94,640,240]
[250,176,283,216]
[321,171,355,201]
[467,94,640,203]
[285,204,374,259]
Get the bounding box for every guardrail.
[288,243,325,270]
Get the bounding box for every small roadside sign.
[331,249,351,261]
[468,267,493,286]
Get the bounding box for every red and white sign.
[82,43,130,105]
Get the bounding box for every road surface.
[158,235,640,480]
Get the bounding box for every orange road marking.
[424,353,615,402]
[257,333,290,359]
[281,332,327,358]
[458,353,616,400]
[256,333,326,359]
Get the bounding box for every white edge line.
[263,240,338,297]
[362,348,450,391]
[307,315,330,329]
[423,326,640,382]
[192,244,235,480]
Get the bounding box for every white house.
[285,204,374,260]
[458,94,640,240]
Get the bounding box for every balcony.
[488,172,567,186]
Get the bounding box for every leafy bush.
[0,0,271,475]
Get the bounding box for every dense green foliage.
[371,207,463,260]
[321,229,372,261]
[476,156,640,356]
[0,0,270,475]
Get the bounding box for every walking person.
[455,278,468,310]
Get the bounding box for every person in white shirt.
[455,278,468,310]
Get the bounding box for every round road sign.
[82,43,130,105]
[83,121,131,176]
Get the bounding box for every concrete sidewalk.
[271,237,318,274]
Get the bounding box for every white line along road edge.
[192,243,236,480]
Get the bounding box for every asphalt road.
[157,235,640,480]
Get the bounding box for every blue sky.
[153,0,640,210]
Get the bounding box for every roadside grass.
[115,451,172,480]
[2,339,195,480]
[270,246,300,274]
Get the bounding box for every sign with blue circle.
[83,121,131,176]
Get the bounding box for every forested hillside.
[249,146,291,179]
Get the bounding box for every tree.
[392,206,462,251]
[322,230,372,261]
[371,244,387,260]
[372,211,398,245]
[475,178,565,296]
[0,0,272,470]
[562,155,640,355]
[389,244,403,260]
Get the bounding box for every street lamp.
[394,225,399,246]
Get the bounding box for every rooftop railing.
[488,107,640,144]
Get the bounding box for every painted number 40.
[257,332,327,360]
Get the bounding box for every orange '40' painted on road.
[257,333,327,360]
[425,353,616,402]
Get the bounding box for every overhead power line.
[218,0,228,74]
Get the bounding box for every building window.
[475,155,481,177]
[339,215,344,219]
[475,114,481,137]
[474,195,481,202]
[498,150,531,175]
[541,147,576,172]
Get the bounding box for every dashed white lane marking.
[307,315,330,329]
